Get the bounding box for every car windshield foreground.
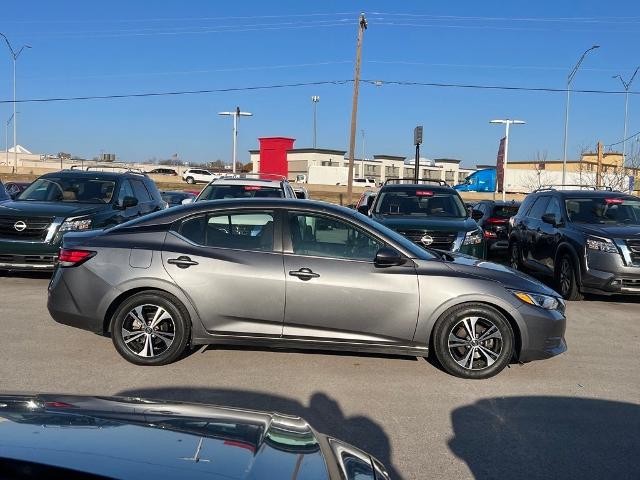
[48,198,566,380]
[18,177,116,204]
[374,188,467,218]
[566,196,640,225]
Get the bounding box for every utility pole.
[360,129,365,178]
[613,67,639,167]
[596,141,603,188]
[346,13,367,204]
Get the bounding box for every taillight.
[485,217,508,225]
[484,230,497,238]
[58,248,95,267]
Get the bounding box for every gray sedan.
[47,199,566,379]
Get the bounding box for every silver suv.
[185,174,297,203]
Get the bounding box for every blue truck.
[454,168,497,192]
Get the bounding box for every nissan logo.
[420,234,434,246]
[13,221,27,232]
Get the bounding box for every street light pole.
[311,96,320,148]
[562,45,600,184]
[360,129,365,178]
[218,107,252,174]
[490,119,526,201]
[0,33,31,173]
[5,114,13,166]
[613,67,639,167]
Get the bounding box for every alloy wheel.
[510,244,519,270]
[447,316,503,370]
[121,304,176,358]
[559,258,572,296]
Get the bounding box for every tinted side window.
[528,196,550,220]
[288,213,384,261]
[179,212,274,252]
[519,196,536,217]
[545,196,562,220]
[117,180,135,204]
[131,179,152,202]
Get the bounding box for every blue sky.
[1,0,639,167]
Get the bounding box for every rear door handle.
[289,268,320,280]
[167,256,199,269]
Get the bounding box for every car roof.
[379,184,454,192]
[209,177,285,187]
[481,200,521,206]
[535,189,633,198]
[41,170,142,181]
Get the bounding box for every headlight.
[463,229,483,246]
[509,289,563,310]
[586,235,618,254]
[59,218,92,232]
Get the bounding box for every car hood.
[438,253,559,296]
[0,201,106,218]
[571,223,640,239]
[0,394,334,479]
[371,215,477,231]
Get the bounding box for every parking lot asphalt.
[0,273,638,480]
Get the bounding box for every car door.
[282,210,419,345]
[534,195,563,271]
[162,209,285,336]
[524,196,550,270]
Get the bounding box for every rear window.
[374,188,466,218]
[198,184,284,200]
[492,205,520,218]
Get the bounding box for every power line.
[0,80,352,104]
[605,130,640,148]
[367,12,640,24]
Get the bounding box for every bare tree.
[521,150,554,191]
[572,146,638,192]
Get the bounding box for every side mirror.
[181,197,194,205]
[120,196,138,209]
[541,213,558,226]
[374,247,405,267]
[471,209,484,221]
[357,205,370,216]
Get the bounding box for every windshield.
[565,196,640,225]
[374,189,467,218]
[17,177,116,203]
[199,184,284,200]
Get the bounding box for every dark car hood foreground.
[0,201,106,218]
[0,394,386,480]
[372,214,477,231]
[439,253,559,297]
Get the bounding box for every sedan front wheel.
[433,303,514,379]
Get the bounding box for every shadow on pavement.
[117,386,404,479]
[449,396,640,480]
[0,270,51,280]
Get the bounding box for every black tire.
[111,291,190,366]
[509,241,522,271]
[556,254,583,301]
[433,303,515,379]
[186,177,195,184]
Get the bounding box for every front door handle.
[167,256,199,269]
[289,268,320,280]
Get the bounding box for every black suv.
[508,188,640,299]
[0,170,165,271]
[359,179,486,258]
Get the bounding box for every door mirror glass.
[471,209,484,221]
[181,197,194,205]
[121,196,138,209]
[541,213,557,226]
[374,247,405,267]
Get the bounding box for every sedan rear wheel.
[112,291,190,366]
[186,177,195,184]
[433,303,514,379]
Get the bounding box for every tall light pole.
[5,113,13,166]
[562,45,600,184]
[218,107,252,174]
[490,119,526,201]
[0,33,31,172]
[613,66,639,167]
[311,96,320,148]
